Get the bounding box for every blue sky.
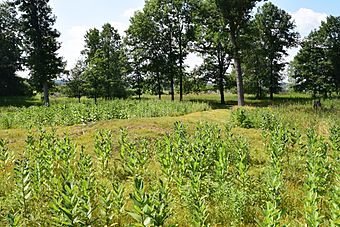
[270,0,340,15]
[49,0,145,69]
[7,0,340,70]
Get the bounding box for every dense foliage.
[193,0,232,104]
[7,0,340,103]
[14,0,65,106]
[0,1,30,96]
[291,16,340,97]
[81,24,127,102]
[215,0,263,105]
[243,2,299,99]
[67,0,302,105]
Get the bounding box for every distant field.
[0,93,339,226]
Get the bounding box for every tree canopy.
[15,0,65,106]
[81,24,127,103]
[215,0,263,106]
[0,1,27,96]
[243,2,299,99]
[291,16,340,97]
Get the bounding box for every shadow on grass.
[245,96,315,107]
[189,94,317,109]
[188,99,236,110]
[1,94,335,110]
[0,96,41,107]
[133,94,316,110]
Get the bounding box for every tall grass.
[0,123,339,225]
[0,99,211,129]
[0,97,339,225]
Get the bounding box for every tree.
[242,20,268,98]
[130,68,144,99]
[82,28,101,62]
[82,24,127,102]
[124,45,144,99]
[184,66,212,94]
[128,0,197,101]
[253,2,299,99]
[0,1,24,96]
[125,5,170,100]
[82,28,102,103]
[215,0,263,106]
[140,55,170,99]
[125,10,154,99]
[100,23,126,99]
[164,0,197,101]
[66,59,86,103]
[291,31,333,97]
[318,16,340,94]
[290,16,340,97]
[194,0,232,104]
[15,0,65,106]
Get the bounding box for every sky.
[10,0,340,71]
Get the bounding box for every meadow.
[0,93,339,226]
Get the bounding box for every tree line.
[1,0,339,106]
[67,0,299,105]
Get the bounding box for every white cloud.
[111,21,129,36]
[185,53,204,71]
[123,8,142,18]
[17,70,29,79]
[285,47,300,63]
[58,25,91,69]
[49,0,56,11]
[58,21,129,70]
[291,8,327,38]
[283,8,328,65]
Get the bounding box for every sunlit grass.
[0,93,339,225]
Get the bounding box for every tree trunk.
[106,73,110,99]
[137,71,141,100]
[169,24,175,102]
[255,57,261,99]
[170,78,175,101]
[219,73,225,105]
[107,84,110,99]
[336,84,339,96]
[179,31,183,102]
[78,94,81,103]
[43,81,50,106]
[234,58,245,106]
[157,72,162,100]
[269,59,274,100]
[230,32,245,106]
[256,80,260,99]
[218,52,225,105]
[270,90,274,100]
[179,64,183,101]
